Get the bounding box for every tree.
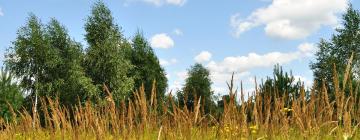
[44,19,98,106]
[178,63,215,114]
[259,64,302,106]
[310,5,360,98]
[5,14,55,102]
[129,31,167,102]
[216,95,233,115]
[5,14,98,107]
[0,68,24,121]
[84,2,133,101]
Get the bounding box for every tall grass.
[1,60,360,139]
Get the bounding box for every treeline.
[1,2,360,122]
[1,2,169,120]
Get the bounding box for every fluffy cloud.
[206,42,315,94]
[150,33,174,49]
[298,43,317,56]
[166,73,171,79]
[294,75,313,89]
[173,28,183,36]
[166,0,186,6]
[142,0,186,6]
[176,71,188,81]
[0,8,3,16]
[160,58,178,66]
[231,0,348,39]
[167,71,188,92]
[207,43,315,74]
[169,43,316,95]
[211,71,250,87]
[194,51,212,63]
[168,81,182,92]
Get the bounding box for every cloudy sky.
[0,0,359,95]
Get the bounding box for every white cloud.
[160,58,178,66]
[207,51,299,74]
[168,81,182,92]
[0,8,3,16]
[194,51,212,63]
[210,71,250,97]
[150,33,174,49]
[173,28,183,36]
[141,0,186,6]
[211,71,250,85]
[298,43,317,56]
[206,42,315,91]
[207,43,315,73]
[213,86,227,95]
[166,0,186,6]
[167,71,188,92]
[176,71,188,81]
[168,43,317,95]
[231,0,348,39]
[143,0,162,6]
[294,75,313,89]
[166,73,171,79]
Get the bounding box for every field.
[2,1,360,140]
[1,66,360,140]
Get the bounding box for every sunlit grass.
[1,58,360,140]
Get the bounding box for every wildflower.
[343,133,352,140]
[249,125,258,134]
[338,115,343,121]
[249,125,258,130]
[281,108,293,113]
[224,126,230,133]
[106,96,112,102]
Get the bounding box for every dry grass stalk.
[1,55,360,139]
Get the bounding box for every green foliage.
[310,40,338,87]
[5,14,54,98]
[259,64,302,106]
[84,1,133,101]
[178,63,215,113]
[332,5,360,71]
[0,68,23,121]
[310,5,360,99]
[129,31,168,102]
[215,94,234,114]
[311,6,360,84]
[44,19,98,106]
[5,14,97,107]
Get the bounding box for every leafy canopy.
[84,1,134,101]
[178,63,215,113]
[129,31,168,102]
[0,68,23,122]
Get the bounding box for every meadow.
[1,1,360,140]
[1,62,359,140]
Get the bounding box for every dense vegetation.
[1,1,360,140]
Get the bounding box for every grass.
[1,59,360,139]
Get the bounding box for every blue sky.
[0,0,359,95]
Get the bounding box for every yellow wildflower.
[249,125,259,134]
[249,125,258,130]
[343,133,352,140]
[281,108,293,113]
